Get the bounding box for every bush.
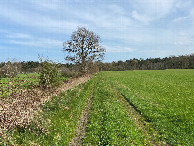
[39,59,62,88]
[60,66,80,78]
[87,62,99,74]
[0,61,21,78]
[60,66,71,77]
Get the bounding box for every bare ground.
[69,80,95,146]
[0,75,91,137]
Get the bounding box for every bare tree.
[0,60,21,78]
[63,27,105,74]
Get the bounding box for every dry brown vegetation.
[0,75,91,144]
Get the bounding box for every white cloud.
[173,31,194,46]
[2,31,64,48]
[175,0,193,10]
[173,16,187,22]
[6,33,32,39]
[70,5,132,30]
[108,5,126,15]
[130,0,174,22]
[0,4,84,34]
[28,0,61,10]
[189,9,194,22]
[104,45,134,53]
[131,11,150,23]
[0,0,194,61]
[9,38,63,48]
[174,42,184,45]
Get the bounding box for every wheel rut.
[69,81,95,146]
[104,79,168,146]
[117,93,168,146]
[0,75,92,144]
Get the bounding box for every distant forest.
[0,54,194,73]
[99,54,194,71]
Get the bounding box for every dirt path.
[69,82,94,146]
[0,75,91,136]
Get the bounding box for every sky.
[0,0,194,63]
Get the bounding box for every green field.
[101,69,194,145]
[1,69,194,145]
[0,73,67,97]
[83,78,146,145]
[0,73,39,97]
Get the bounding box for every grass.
[1,69,193,145]
[101,69,194,145]
[3,75,149,145]
[10,78,94,145]
[0,73,68,97]
[83,75,146,145]
[0,73,39,97]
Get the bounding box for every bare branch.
[63,27,105,73]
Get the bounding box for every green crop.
[101,69,194,145]
[0,73,67,97]
[83,76,146,145]
[0,73,39,97]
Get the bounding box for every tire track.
[117,93,167,146]
[103,78,168,146]
[69,80,95,146]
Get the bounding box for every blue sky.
[0,0,194,63]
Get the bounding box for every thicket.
[38,58,62,88]
[0,61,21,78]
[21,61,40,73]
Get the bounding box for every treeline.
[0,54,194,75]
[0,60,99,78]
[98,54,194,71]
[0,61,75,73]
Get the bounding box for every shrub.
[60,66,71,77]
[39,59,62,88]
[0,61,21,78]
[87,62,99,74]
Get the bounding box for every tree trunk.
[80,36,87,74]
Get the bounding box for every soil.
[69,84,94,146]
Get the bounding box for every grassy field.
[0,73,39,85]
[1,69,193,145]
[8,76,148,145]
[0,73,67,97]
[102,69,194,145]
[83,78,146,145]
[0,73,38,97]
